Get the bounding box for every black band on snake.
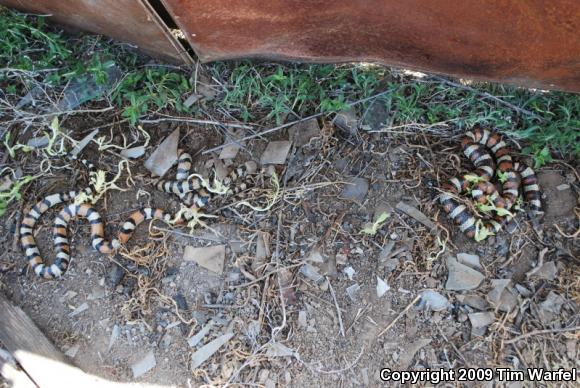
[439,128,543,240]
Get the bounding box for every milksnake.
[20,151,255,279]
[439,128,543,240]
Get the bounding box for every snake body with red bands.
[439,128,543,239]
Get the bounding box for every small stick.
[377,295,421,338]
[327,277,345,337]
[504,326,580,344]
[203,87,401,155]
[202,112,325,154]
[139,117,252,130]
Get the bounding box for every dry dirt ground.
[0,113,578,387]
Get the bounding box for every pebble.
[298,311,307,328]
[131,350,156,378]
[340,177,369,203]
[191,332,234,370]
[260,141,292,165]
[144,128,179,176]
[376,276,390,298]
[346,284,360,301]
[69,302,89,317]
[445,257,485,291]
[183,245,226,274]
[456,253,482,270]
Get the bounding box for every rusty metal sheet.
[0,0,192,64]
[162,0,580,92]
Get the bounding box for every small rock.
[305,247,325,263]
[121,146,146,159]
[362,99,389,131]
[396,338,431,369]
[379,241,396,262]
[333,107,359,136]
[173,293,188,310]
[343,266,356,280]
[218,129,245,160]
[376,276,390,298]
[183,245,226,274]
[340,177,369,203]
[536,291,566,324]
[468,312,495,328]
[59,290,78,303]
[469,311,496,337]
[538,172,576,220]
[462,295,490,311]
[445,257,485,291]
[299,264,324,284]
[144,128,179,176]
[288,118,320,147]
[131,350,156,378]
[109,324,120,351]
[416,290,450,311]
[487,279,517,312]
[346,284,360,301]
[529,261,558,281]
[88,287,105,300]
[456,253,482,270]
[161,333,173,349]
[191,332,234,370]
[336,252,348,265]
[260,141,292,165]
[265,342,296,358]
[183,93,201,108]
[515,284,532,298]
[395,201,436,233]
[69,129,99,158]
[187,321,214,347]
[298,311,307,328]
[69,302,89,317]
[64,344,80,358]
[27,135,50,148]
[107,262,125,288]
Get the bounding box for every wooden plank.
[0,294,106,388]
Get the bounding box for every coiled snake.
[439,128,543,240]
[20,152,254,279]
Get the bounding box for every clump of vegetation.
[1,6,578,169]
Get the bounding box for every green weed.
[1,7,578,166]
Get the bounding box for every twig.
[7,107,115,123]
[202,112,325,154]
[327,277,345,337]
[139,116,252,130]
[203,87,408,155]
[377,295,421,338]
[504,326,580,344]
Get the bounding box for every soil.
[0,113,578,387]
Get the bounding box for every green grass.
[1,6,578,169]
